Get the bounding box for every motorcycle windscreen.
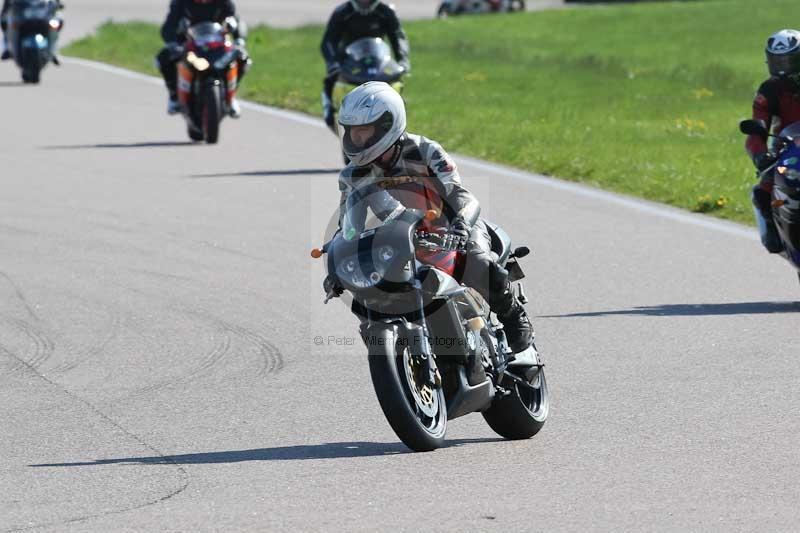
[344,38,392,64]
[341,180,406,241]
[778,122,800,140]
[341,37,402,82]
[186,22,226,48]
[11,0,54,20]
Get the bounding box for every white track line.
[64,56,758,241]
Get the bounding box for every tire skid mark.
[1,348,189,533]
[49,311,124,374]
[0,271,41,322]
[128,319,232,398]
[221,322,284,377]
[0,317,55,374]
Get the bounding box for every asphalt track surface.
[1,2,800,532]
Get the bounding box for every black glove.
[323,274,343,299]
[165,42,184,61]
[444,219,471,250]
[450,218,471,239]
[754,152,777,172]
[326,61,341,77]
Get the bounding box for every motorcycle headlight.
[378,246,395,263]
[186,51,210,72]
[336,254,385,289]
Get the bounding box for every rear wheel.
[482,359,549,440]
[202,83,222,144]
[368,331,447,452]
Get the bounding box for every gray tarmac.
[1,1,799,531]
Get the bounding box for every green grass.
[64,0,789,223]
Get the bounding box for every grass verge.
[65,0,791,223]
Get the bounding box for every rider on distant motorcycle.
[2,0,63,61]
[326,81,534,354]
[156,0,250,118]
[746,29,800,253]
[0,0,9,60]
[320,0,410,131]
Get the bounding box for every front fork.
[410,290,441,388]
[362,289,441,388]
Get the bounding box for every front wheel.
[482,364,549,440]
[368,330,447,451]
[202,83,222,144]
[21,49,41,84]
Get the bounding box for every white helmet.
[766,29,800,78]
[350,0,380,15]
[338,81,406,167]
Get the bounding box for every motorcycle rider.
[0,0,9,60]
[320,0,410,131]
[746,29,800,253]
[2,0,63,61]
[156,0,250,118]
[326,82,534,354]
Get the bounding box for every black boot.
[752,184,784,253]
[493,283,533,354]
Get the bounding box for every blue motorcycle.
[741,119,800,284]
[5,0,63,84]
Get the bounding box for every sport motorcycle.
[313,178,549,451]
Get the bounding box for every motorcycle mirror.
[740,119,768,138]
[512,246,530,259]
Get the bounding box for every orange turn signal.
[311,248,324,259]
[772,199,786,208]
[424,209,441,221]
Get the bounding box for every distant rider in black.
[320,0,410,130]
[1,0,12,60]
[156,0,250,117]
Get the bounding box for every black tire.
[202,83,222,144]
[367,327,447,452]
[188,126,204,142]
[482,365,549,440]
[21,49,41,84]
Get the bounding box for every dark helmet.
[350,0,380,15]
[766,29,800,81]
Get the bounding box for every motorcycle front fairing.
[772,138,800,270]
